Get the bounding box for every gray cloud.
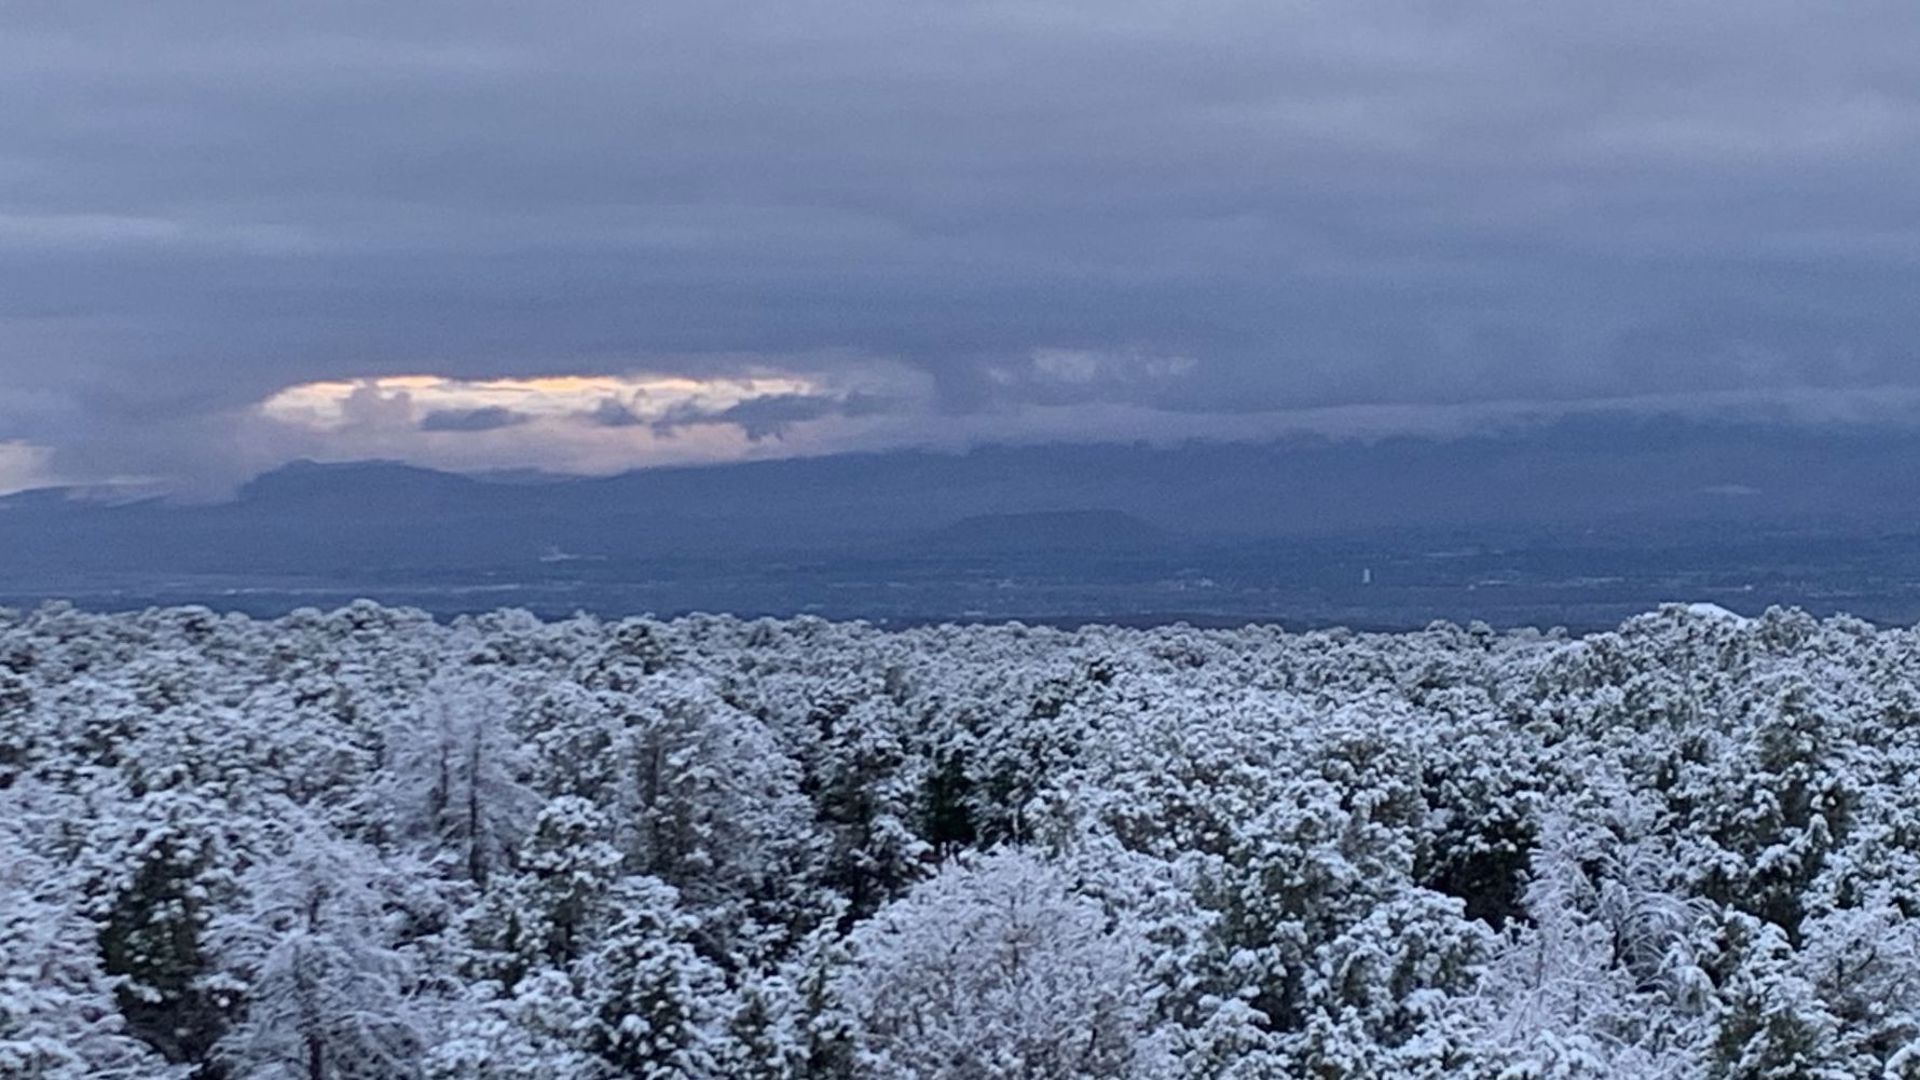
[418,406,530,433]
[582,396,646,428]
[6,1,1920,487]
[652,391,892,441]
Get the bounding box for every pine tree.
[87,788,241,1071]
[574,876,733,1079]
[1707,912,1846,1080]
[422,974,603,1080]
[210,817,425,1080]
[835,847,1170,1079]
[1,788,183,1079]
[385,674,540,888]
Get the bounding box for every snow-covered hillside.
[4,601,1918,1078]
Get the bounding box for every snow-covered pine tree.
[1,785,184,1079]
[835,846,1171,1079]
[574,875,734,1079]
[384,673,540,888]
[209,812,426,1080]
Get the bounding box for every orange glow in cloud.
[260,373,821,431]
[246,369,901,477]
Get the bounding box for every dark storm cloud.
[6,1,1920,486]
[418,406,530,433]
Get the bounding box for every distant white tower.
[1362,567,1373,586]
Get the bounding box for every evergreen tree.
[87,788,242,1071]
[210,818,425,1080]
[835,847,1171,1079]
[1,788,183,1079]
[574,876,733,1079]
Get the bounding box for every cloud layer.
[5,2,1920,489]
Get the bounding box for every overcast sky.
[4,1,1920,493]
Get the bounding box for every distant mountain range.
[8,416,1920,627]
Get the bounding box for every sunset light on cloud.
[247,369,905,476]
[240,351,1232,480]
[10,3,1920,497]
[260,373,823,432]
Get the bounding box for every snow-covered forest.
[4,601,1919,1078]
